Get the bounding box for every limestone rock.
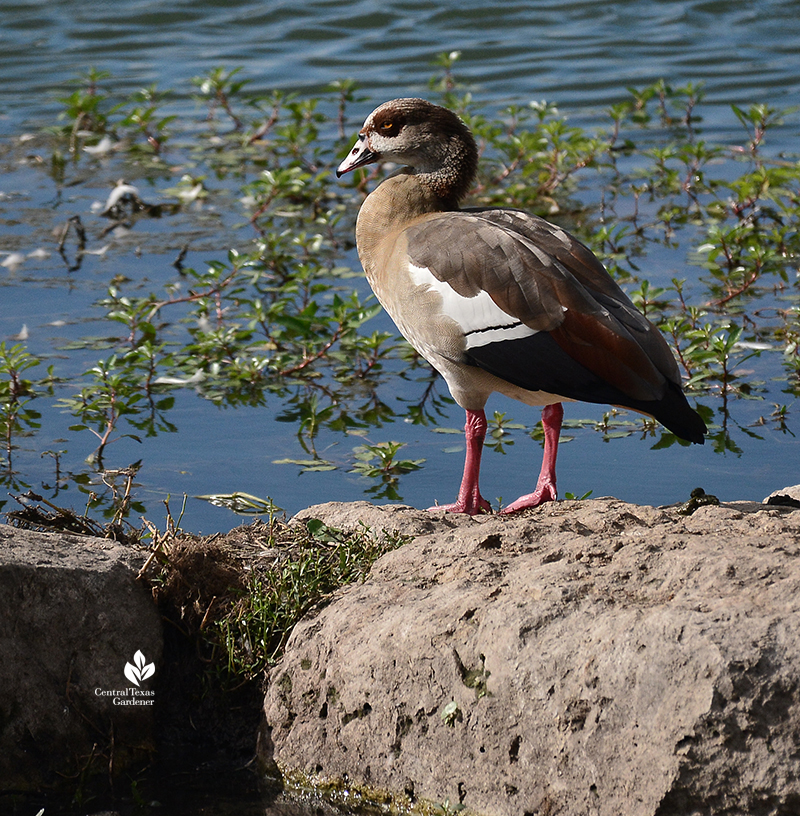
[265,499,800,816]
[0,524,162,792]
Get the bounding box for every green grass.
[143,512,408,682]
[214,517,407,678]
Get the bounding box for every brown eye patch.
[372,111,402,137]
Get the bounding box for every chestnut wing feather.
[404,209,681,402]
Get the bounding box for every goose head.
[336,97,478,203]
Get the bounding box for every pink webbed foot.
[499,402,563,515]
[499,481,557,514]
[428,493,492,516]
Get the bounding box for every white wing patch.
[409,263,537,349]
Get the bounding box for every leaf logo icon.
[123,650,155,687]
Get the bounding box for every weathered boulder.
[0,524,162,792]
[265,498,800,816]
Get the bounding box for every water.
[1,0,800,537]
[3,0,800,130]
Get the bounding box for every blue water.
[3,0,800,129]
[1,0,799,535]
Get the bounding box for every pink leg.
[428,408,492,515]
[500,402,563,514]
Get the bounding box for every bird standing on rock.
[337,98,706,515]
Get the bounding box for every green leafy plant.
[350,441,425,477]
[440,700,462,728]
[2,63,798,522]
[117,84,176,154]
[0,343,42,472]
[350,441,425,500]
[563,490,594,501]
[192,66,251,130]
[56,356,145,465]
[484,410,526,453]
[211,518,407,677]
[55,67,114,155]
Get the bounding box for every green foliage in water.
[1,54,799,519]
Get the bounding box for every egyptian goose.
[337,98,707,515]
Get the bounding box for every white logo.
[124,650,155,687]
[94,649,156,705]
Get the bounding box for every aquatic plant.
[1,57,798,521]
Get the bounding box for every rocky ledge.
[263,497,800,816]
[4,492,800,814]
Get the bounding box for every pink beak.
[336,133,380,176]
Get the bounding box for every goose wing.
[404,208,681,403]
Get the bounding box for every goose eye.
[378,119,399,136]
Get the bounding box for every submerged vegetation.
[1,56,799,523]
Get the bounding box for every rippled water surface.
[1,0,799,537]
[4,0,800,130]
